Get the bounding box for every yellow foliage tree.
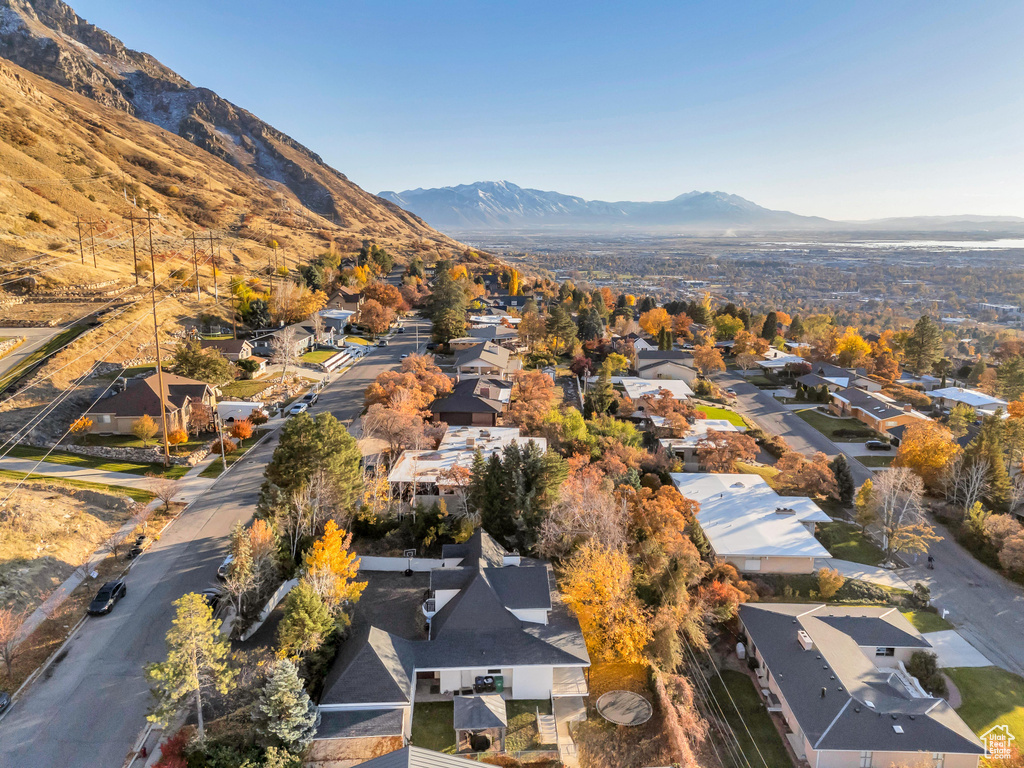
[835,327,871,367]
[69,416,93,436]
[303,520,367,625]
[894,420,960,489]
[132,414,159,447]
[639,307,672,337]
[559,542,652,663]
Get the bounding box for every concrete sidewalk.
[925,630,992,668]
[816,558,913,591]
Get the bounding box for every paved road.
[0,326,66,380]
[717,372,873,486]
[0,318,427,768]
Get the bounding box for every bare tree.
[310,312,326,344]
[0,606,27,679]
[222,525,256,617]
[147,474,178,510]
[362,404,426,459]
[270,327,301,384]
[1011,473,1024,516]
[872,467,941,561]
[944,456,990,515]
[539,465,627,558]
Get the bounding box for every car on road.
[400,354,409,359]
[865,440,892,451]
[725,388,736,395]
[378,339,389,346]
[288,402,309,416]
[0,691,10,714]
[397,327,405,333]
[302,391,318,406]
[87,580,126,615]
[216,555,234,580]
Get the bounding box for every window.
[875,647,895,657]
[860,752,872,768]
[743,559,762,572]
[96,414,111,424]
[933,754,944,768]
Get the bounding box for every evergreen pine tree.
[253,659,320,752]
[830,455,856,504]
[904,315,943,375]
[467,449,488,517]
[788,315,804,340]
[687,518,712,561]
[761,311,779,340]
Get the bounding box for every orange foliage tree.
[894,420,960,489]
[691,343,725,377]
[695,430,757,472]
[230,419,254,446]
[774,451,839,499]
[364,354,453,413]
[507,369,562,433]
[639,307,672,337]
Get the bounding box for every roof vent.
[893,725,904,734]
[774,507,796,515]
[797,630,814,651]
[865,701,875,709]
[854,707,861,713]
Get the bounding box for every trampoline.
[596,690,654,726]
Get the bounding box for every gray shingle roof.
[441,528,507,568]
[431,378,504,415]
[352,746,484,767]
[320,626,416,706]
[740,604,983,755]
[315,708,405,740]
[454,341,510,370]
[454,695,507,730]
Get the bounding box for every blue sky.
[70,1,1024,219]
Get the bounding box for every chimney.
[904,404,912,412]
[797,630,815,651]
[466,436,476,448]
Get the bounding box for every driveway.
[0,319,429,768]
[814,558,911,590]
[924,630,992,668]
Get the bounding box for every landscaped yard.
[506,699,554,751]
[218,378,275,399]
[815,521,886,566]
[708,669,793,768]
[411,702,456,753]
[947,666,1024,740]
[795,408,879,442]
[696,404,747,427]
[78,432,210,452]
[7,445,190,478]
[901,609,954,634]
[198,430,268,478]
[857,455,895,467]
[300,349,336,364]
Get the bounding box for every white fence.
[358,555,444,572]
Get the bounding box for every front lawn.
[198,430,268,478]
[947,666,1024,741]
[78,432,210,452]
[795,408,879,442]
[708,670,793,768]
[735,461,780,485]
[696,404,747,427]
[901,609,954,633]
[410,702,455,753]
[301,349,336,364]
[218,378,275,399]
[7,445,189,478]
[857,455,895,467]
[506,699,553,751]
[815,521,886,566]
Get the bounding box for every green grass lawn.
[198,430,268,478]
[0,468,155,503]
[79,432,209,452]
[506,699,553,751]
[300,349,336,364]
[901,609,954,633]
[947,666,1024,741]
[696,404,747,426]
[217,379,275,399]
[0,323,89,393]
[410,702,456,753]
[735,461,780,485]
[857,455,895,467]
[795,408,879,442]
[6,445,189,478]
[815,521,886,566]
[708,669,793,768]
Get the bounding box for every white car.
[288,402,309,416]
[400,354,409,359]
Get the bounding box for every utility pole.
[88,220,97,268]
[127,212,139,285]
[76,216,85,265]
[208,231,218,302]
[146,215,172,467]
[189,232,201,301]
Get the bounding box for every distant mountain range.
[379,181,1024,234]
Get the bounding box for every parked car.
[302,391,318,405]
[216,555,234,580]
[378,339,389,347]
[397,327,405,334]
[725,388,736,395]
[288,402,309,416]
[400,354,409,359]
[865,440,892,451]
[0,691,10,714]
[199,588,222,610]
[87,580,126,615]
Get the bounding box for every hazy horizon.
[66,0,1024,220]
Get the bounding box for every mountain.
[378,180,830,232]
[0,0,454,248]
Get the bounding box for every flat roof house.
[312,530,589,762]
[739,603,983,768]
[670,473,832,573]
[87,372,216,435]
[659,419,744,471]
[620,377,694,401]
[929,387,1007,415]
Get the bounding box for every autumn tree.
[362,404,427,457]
[869,330,901,382]
[146,593,237,738]
[132,414,159,447]
[774,451,839,499]
[508,369,561,433]
[560,542,652,663]
[894,420,960,490]
[362,281,405,311]
[871,468,941,560]
[835,327,871,368]
[712,314,744,340]
[231,418,254,447]
[302,520,366,625]
[619,485,706,588]
[691,343,725,378]
[695,430,757,473]
[364,354,453,413]
[357,299,395,339]
[946,403,976,438]
[816,567,846,600]
[539,461,625,558]
[639,307,672,337]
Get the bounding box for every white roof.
[621,377,693,400]
[930,387,1007,409]
[469,314,521,326]
[659,419,743,449]
[389,426,546,485]
[319,309,355,321]
[670,473,832,560]
[757,354,805,370]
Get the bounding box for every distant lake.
[765,239,1024,250]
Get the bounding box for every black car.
[87,580,126,615]
[397,327,405,334]
[865,440,892,451]
[0,691,10,714]
[199,588,222,610]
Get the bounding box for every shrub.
[153,728,190,768]
[816,567,846,600]
[910,582,931,608]
[209,437,237,455]
[907,651,947,697]
[167,428,189,446]
[26,211,42,223]
[834,579,890,604]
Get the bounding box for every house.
[796,364,882,394]
[670,473,832,573]
[335,286,365,312]
[430,378,511,427]
[829,388,929,436]
[251,322,317,357]
[468,313,521,327]
[388,426,546,510]
[487,294,532,311]
[739,603,983,768]
[453,341,521,380]
[319,308,356,334]
[87,373,216,435]
[929,387,1007,415]
[755,354,806,375]
[636,350,696,382]
[313,530,590,761]
[620,377,693,402]
[897,372,943,391]
[659,419,744,470]
[467,324,521,348]
[199,338,254,363]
